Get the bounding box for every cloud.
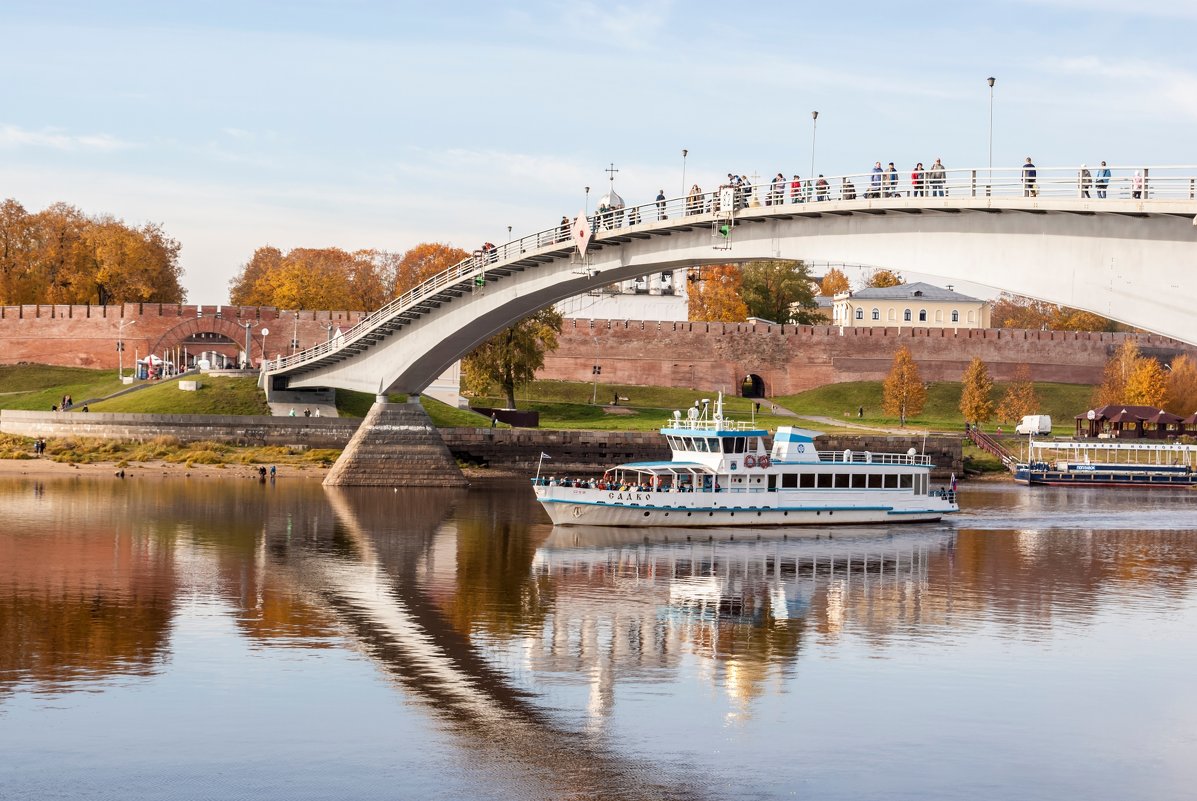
[1042,57,1197,121]
[0,124,134,152]
[1010,0,1197,19]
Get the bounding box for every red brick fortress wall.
[0,304,369,369]
[540,319,1197,395]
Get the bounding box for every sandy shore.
[0,457,330,480]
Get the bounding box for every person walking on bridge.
[869,162,883,199]
[929,158,947,196]
[1022,157,1038,197]
[1096,161,1111,198]
[1079,164,1092,198]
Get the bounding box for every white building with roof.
[831,282,991,329]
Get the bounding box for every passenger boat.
[532,395,958,527]
[1014,438,1197,487]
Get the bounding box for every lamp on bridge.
[987,77,996,195]
[584,186,590,215]
[681,148,688,198]
[810,111,819,187]
[260,328,269,368]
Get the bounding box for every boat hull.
[534,486,954,527]
[1014,468,1197,487]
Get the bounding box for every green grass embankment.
[88,375,271,415]
[772,380,1093,433]
[0,365,127,411]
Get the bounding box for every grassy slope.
[88,376,271,415]
[0,365,127,411]
[471,380,792,431]
[333,388,495,426]
[772,380,1093,433]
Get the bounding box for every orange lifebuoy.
[744,454,756,468]
[758,455,771,469]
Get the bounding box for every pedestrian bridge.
[264,164,1197,396]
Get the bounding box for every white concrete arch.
[265,189,1197,396]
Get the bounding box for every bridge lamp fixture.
[987,77,996,193]
[681,149,688,198]
[260,327,270,366]
[585,186,590,215]
[810,111,819,187]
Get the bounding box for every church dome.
[598,190,625,210]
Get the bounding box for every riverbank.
[0,457,330,480]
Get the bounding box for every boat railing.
[816,450,932,466]
[664,418,759,432]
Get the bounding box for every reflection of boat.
[532,394,958,527]
[539,524,898,551]
[1014,439,1197,487]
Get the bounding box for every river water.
[1,475,1196,800]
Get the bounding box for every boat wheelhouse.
[1014,438,1197,487]
[532,395,957,527]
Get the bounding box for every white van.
[1015,415,1052,435]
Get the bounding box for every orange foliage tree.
[0,198,184,305]
[1124,358,1168,407]
[864,268,903,288]
[228,242,468,310]
[1164,355,1197,415]
[996,364,1040,423]
[819,267,850,296]
[687,264,748,322]
[991,292,1119,331]
[882,346,926,426]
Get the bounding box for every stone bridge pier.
[323,397,467,487]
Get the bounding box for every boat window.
[884,474,898,489]
[683,437,695,451]
[851,474,867,488]
[867,474,882,488]
[834,474,850,489]
[817,473,833,488]
[900,474,913,489]
[782,473,798,488]
[736,437,747,453]
[799,474,815,489]
[706,438,719,452]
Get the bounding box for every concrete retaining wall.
[0,411,963,478]
[0,410,359,448]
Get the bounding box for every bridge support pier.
[323,396,468,488]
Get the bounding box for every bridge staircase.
[967,426,1020,473]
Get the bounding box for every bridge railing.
[268,165,1197,375]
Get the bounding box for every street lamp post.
[681,148,688,198]
[810,111,819,186]
[117,319,136,380]
[987,77,996,195]
[584,186,590,215]
[260,328,270,367]
[291,312,299,354]
[241,321,256,368]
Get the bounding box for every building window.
[935,309,943,322]
[903,309,912,322]
[855,308,864,320]
[871,308,880,320]
[918,309,927,322]
[951,309,959,322]
[967,310,976,323]
[888,308,896,321]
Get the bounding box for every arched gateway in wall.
[148,316,267,367]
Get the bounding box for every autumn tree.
[1093,339,1146,406]
[819,267,850,296]
[462,308,563,409]
[392,242,469,296]
[740,260,821,324]
[864,268,903,288]
[882,346,926,426]
[1163,355,1197,415]
[1124,358,1168,407]
[687,264,747,322]
[958,357,995,425]
[991,292,1119,331]
[996,363,1040,423]
[0,199,184,305]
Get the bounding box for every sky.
[2,0,1195,305]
